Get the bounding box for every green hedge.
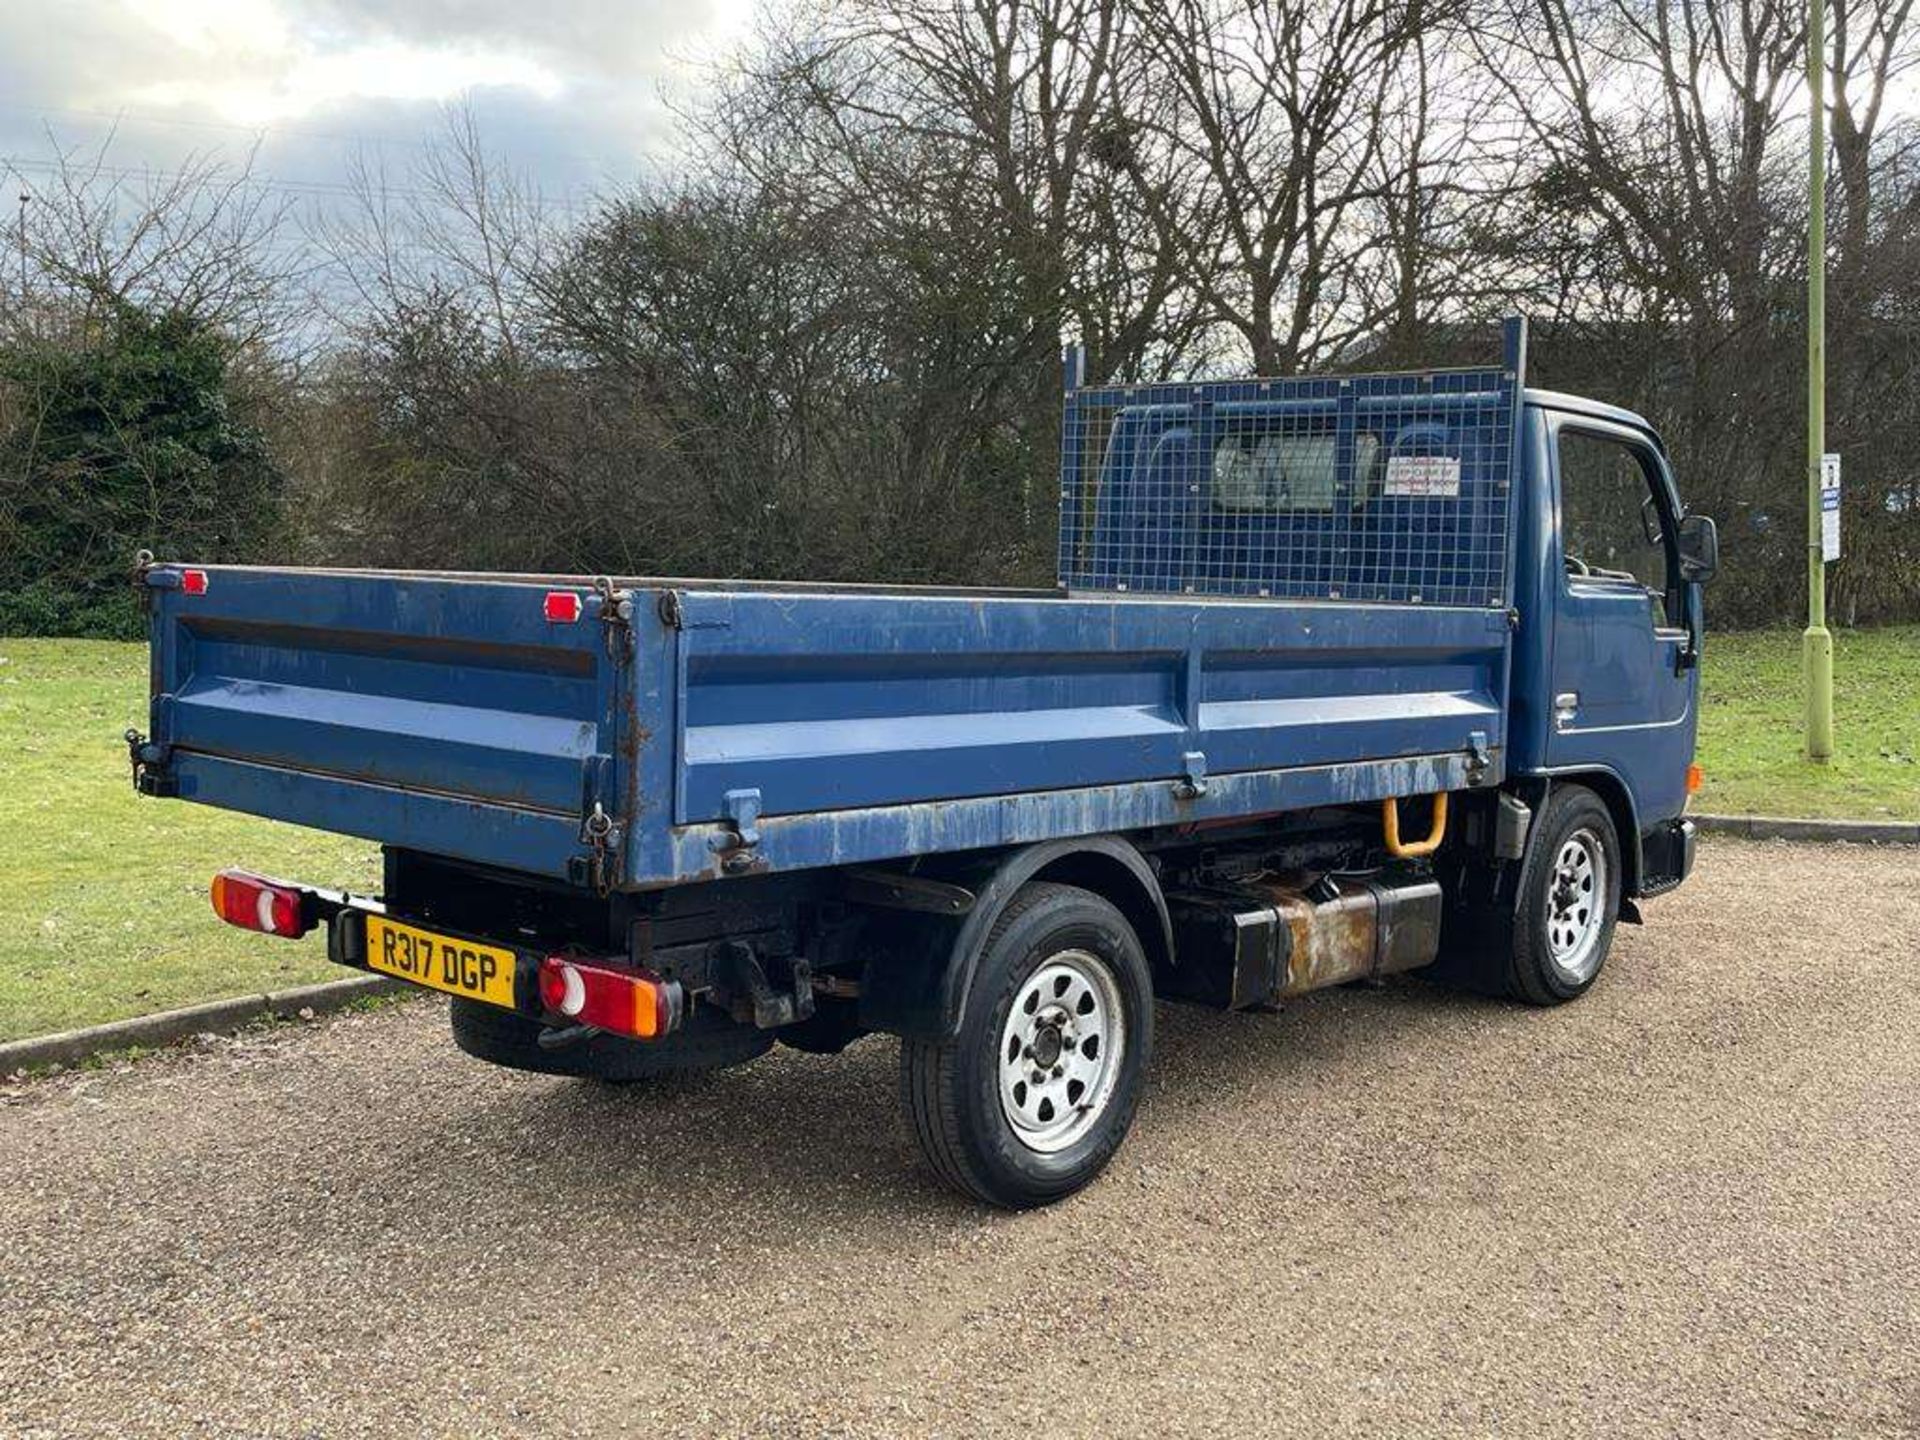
[0,304,284,638]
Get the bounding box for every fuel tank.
[1162,874,1444,1009]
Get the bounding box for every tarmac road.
[3,837,1917,1439]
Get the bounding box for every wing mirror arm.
[1676,585,1703,672]
[1673,513,1717,672]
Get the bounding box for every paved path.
[3,839,1917,1439]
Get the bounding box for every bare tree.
[1830,0,1920,268]
[9,0,1910,626]
[309,106,622,573]
[1124,0,1447,372]
[1469,0,1920,623]
[2,131,300,352]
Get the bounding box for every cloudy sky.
[0,0,760,208]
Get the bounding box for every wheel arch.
[1025,844,1172,971]
[857,835,1172,1040]
[1533,769,1644,898]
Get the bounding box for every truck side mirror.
[1676,513,1719,584]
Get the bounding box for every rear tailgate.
[134,565,636,886]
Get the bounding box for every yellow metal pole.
[1804,0,1835,761]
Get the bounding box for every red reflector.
[209,870,311,938]
[539,959,586,1015]
[181,568,209,595]
[538,955,681,1040]
[543,591,582,623]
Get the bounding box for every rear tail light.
[210,870,312,938]
[538,955,682,1040]
[1686,763,1704,794]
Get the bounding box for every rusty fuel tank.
[1162,875,1443,1010]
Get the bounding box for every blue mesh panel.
[1058,367,1517,607]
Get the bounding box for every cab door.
[1543,415,1697,826]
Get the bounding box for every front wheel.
[1505,783,1623,1004]
[900,882,1153,1209]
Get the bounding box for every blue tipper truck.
[127,319,1718,1207]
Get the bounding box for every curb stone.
[1692,813,1920,845]
[0,974,409,1076]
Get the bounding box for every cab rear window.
[1212,431,1382,513]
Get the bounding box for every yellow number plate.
[365,915,518,1009]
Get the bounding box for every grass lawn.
[1695,626,1919,821]
[0,638,378,1044]
[0,628,1913,1043]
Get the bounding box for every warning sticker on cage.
[1383,455,1461,498]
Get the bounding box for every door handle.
[1554,692,1579,730]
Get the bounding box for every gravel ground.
[2,837,1917,1440]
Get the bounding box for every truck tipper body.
[131,320,1718,1206]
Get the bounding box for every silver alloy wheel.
[996,949,1126,1155]
[1545,827,1608,983]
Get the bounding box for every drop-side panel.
[669,589,1509,824]
[143,567,627,880]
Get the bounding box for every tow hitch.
[711,941,815,1029]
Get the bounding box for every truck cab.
[1512,391,1717,891]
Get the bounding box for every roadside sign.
[1821,453,1841,563]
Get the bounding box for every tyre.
[449,997,772,1083]
[1503,783,1623,1005]
[900,882,1153,1209]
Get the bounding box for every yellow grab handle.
[1382,792,1449,858]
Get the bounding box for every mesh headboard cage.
[1057,358,1521,608]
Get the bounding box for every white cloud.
[134,42,567,125]
[0,0,760,182]
[114,0,568,123]
[120,0,294,56]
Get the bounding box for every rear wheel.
[901,882,1152,1209]
[449,997,772,1083]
